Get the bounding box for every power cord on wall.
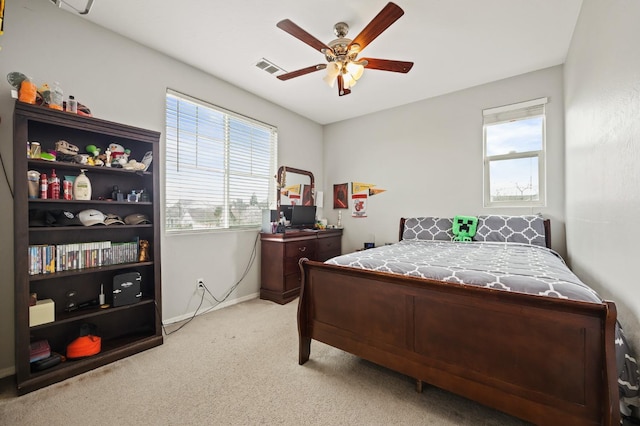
[202,231,260,305]
[0,149,14,198]
[156,291,205,336]
[156,231,261,336]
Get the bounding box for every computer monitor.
[290,205,316,228]
[281,205,294,221]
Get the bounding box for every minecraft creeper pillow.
[452,215,478,242]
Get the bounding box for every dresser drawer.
[284,272,302,291]
[317,236,341,261]
[284,240,316,259]
[317,237,340,253]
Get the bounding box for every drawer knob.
[299,246,306,252]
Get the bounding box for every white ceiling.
[58,0,583,125]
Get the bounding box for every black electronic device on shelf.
[289,205,316,229]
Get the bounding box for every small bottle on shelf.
[73,169,92,200]
[63,179,73,200]
[40,173,48,199]
[67,95,78,114]
[111,185,121,201]
[48,169,60,199]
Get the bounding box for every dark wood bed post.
[399,218,407,241]
[604,301,621,426]
[297,258,311,365]
[543,219,551,248]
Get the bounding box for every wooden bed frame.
[297,219,619,425]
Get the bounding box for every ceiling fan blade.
[277,19,333,53]
[349,2,405,52]
[362,58,413,73]
[337,75,351,96]
[277,64,327,81]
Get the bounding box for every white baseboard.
[0,365,16,379]
[163,292,259,325]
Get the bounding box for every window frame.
[482,97,548,208]
[164,89,278,234]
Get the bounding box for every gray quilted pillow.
[403,217,454,241]
[474,215,546,247]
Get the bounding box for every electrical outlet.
[196,278,205,292]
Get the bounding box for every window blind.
[165,90,277,232]
[483,97,548,125]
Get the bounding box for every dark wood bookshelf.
[13,101,163,395]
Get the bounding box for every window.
[165,90,277,232]
[482,97,547,207]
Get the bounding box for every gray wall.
[0,1,323,376]
[323,66,567,256]
[564,1,640,347]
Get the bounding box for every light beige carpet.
[0,298,529,425]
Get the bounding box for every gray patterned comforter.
[327,240,601,302]
[326,240,640,419]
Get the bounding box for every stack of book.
[28,239,141,275]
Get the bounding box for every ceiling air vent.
[50,0,94,15]
[255,58,286,76]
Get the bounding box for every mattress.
[327,240,601,303]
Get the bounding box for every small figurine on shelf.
[111,185,124,202]
[55,140,80,156]
[38,83,51,106]
[86,144,99,164]
[139,240,150,262]
[138,189,150,202]
[117,149,131,167]
[122,158,146,171]
[85,144,105,166]
[108,143,126,166]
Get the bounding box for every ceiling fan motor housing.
[325,22,360,63]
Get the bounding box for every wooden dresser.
[260,229,343,304]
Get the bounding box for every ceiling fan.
[276,2,414,96]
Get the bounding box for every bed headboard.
[399,217,552,249]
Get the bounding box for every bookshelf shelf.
[29,261,154,281]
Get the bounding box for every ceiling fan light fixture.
[323,62,341,88]
[342,69,359,89]
[346,62,365,81]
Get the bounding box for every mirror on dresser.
[277,166,315,208]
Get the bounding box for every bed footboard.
[298,259,619,426]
